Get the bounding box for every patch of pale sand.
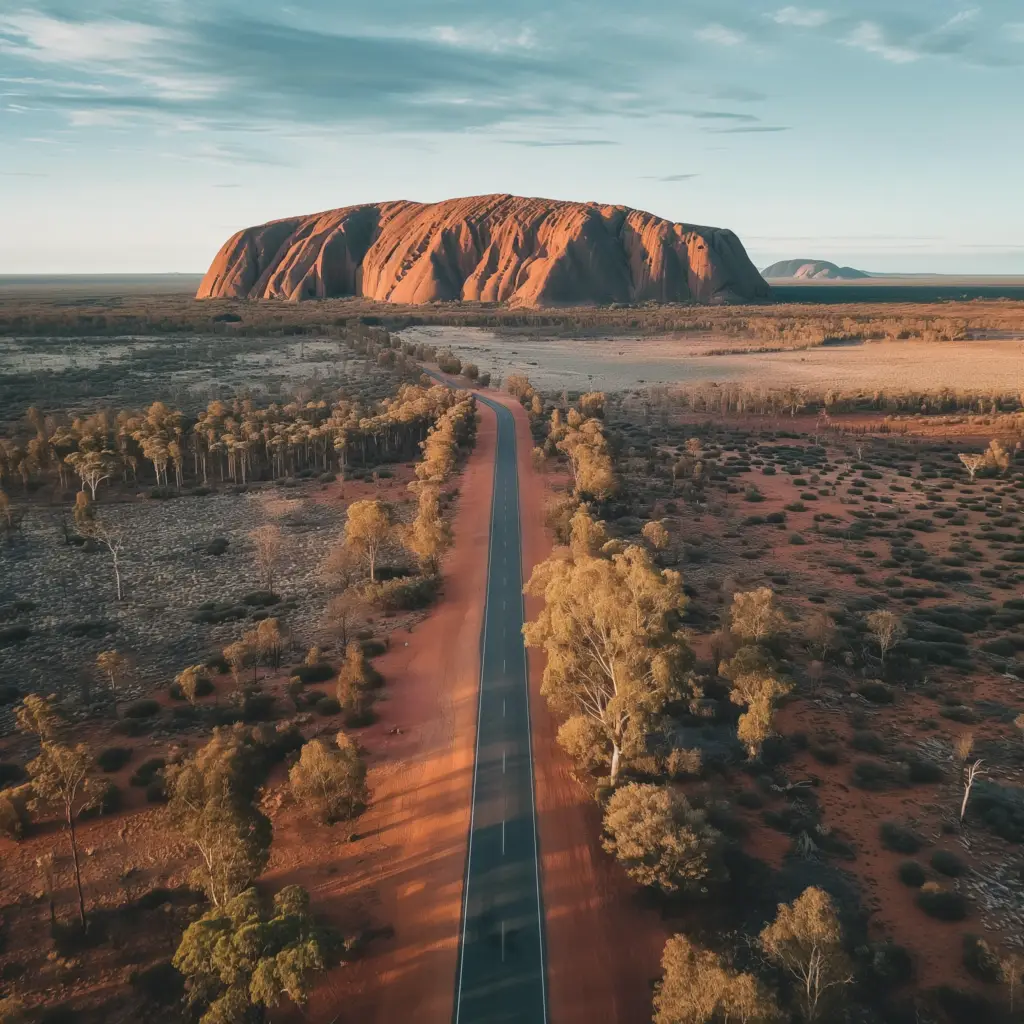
[401,327,1024,396]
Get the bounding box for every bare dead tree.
[95,523,125,601]
[959,452,985,481]
[249,524,283,591]
[960,758,987,824]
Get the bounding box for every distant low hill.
[762,259,870,280]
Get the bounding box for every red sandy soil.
[276,400,498,1023]
[481,391,668,1024]
[0,408,495,1021]
[650,431,1024,997]
[775,701,976,992]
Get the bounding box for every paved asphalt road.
[452,393,548,1024]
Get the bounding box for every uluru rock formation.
[761,259,870,281]
[197,194,770,306]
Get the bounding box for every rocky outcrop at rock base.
[197,194,770,306]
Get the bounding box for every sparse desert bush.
[0,625,31,647]
[130,757,165,788]
[898,861,926,887]
[809,742,840,765]
[850,731,886,755]
[931,849,966,877]
[857,682,894,704]
[292,662,334,684]
[968,780,1024,842]
[0,784,32,839]
[362,574,440,611]
[289,732,367,823]
[862,942,914,988]
[853,760,901,790]
[962,934,1002,982]
[123,698,161,720]
[96,746,132,773]
[881,822,922,853]
[905,756,944,784]
[916,884,967,921]
[316,696,342,717]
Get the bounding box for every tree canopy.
[524,530,690,784]
[601,783,724,895]
[164,729,271,906]
[654,933,781,1024]
[173,885,326,1024]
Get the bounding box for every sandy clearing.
[271,402,497,1023]
[399,326,1024,397]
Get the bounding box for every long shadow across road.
[452,392,547,1024]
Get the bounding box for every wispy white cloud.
[845,21,921,64]
[501,138,617,147]
[431,23,538,52]
[67,107,124,127]
[0,12,164,64]
[703,124,790,133]
[770,7,832,29]
[681,109,758,122]
[942,9,980,30]
[696,23,746,47]
[0,12,224,102]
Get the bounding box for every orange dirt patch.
[273,402,498,1023]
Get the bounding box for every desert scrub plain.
[2,288,1024,1023]
[0,321,480,1021]
[502,366,1024,1024]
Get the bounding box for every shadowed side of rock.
[197,193,771,306]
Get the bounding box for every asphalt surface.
[452,393,548,1024]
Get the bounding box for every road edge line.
[510,402,551,1023]
[452,394,497,1024]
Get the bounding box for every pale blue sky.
[1,1,1022,274]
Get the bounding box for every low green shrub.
[97,746,132,773]
[962,934,1002,981]
[898,861,926,887]
[0,625,31,647]
[363,575,441,611]
[881,822,922,853]
[916,885,967,921]
[123,699,161,720]
[931,849,966,877]
[292,662,334,684]
[0,784,32,839]
[850,730,886,754]
[130,758,165,788]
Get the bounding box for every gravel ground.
[0,484,344,707]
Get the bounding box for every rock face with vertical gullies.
[197,193,771,306]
